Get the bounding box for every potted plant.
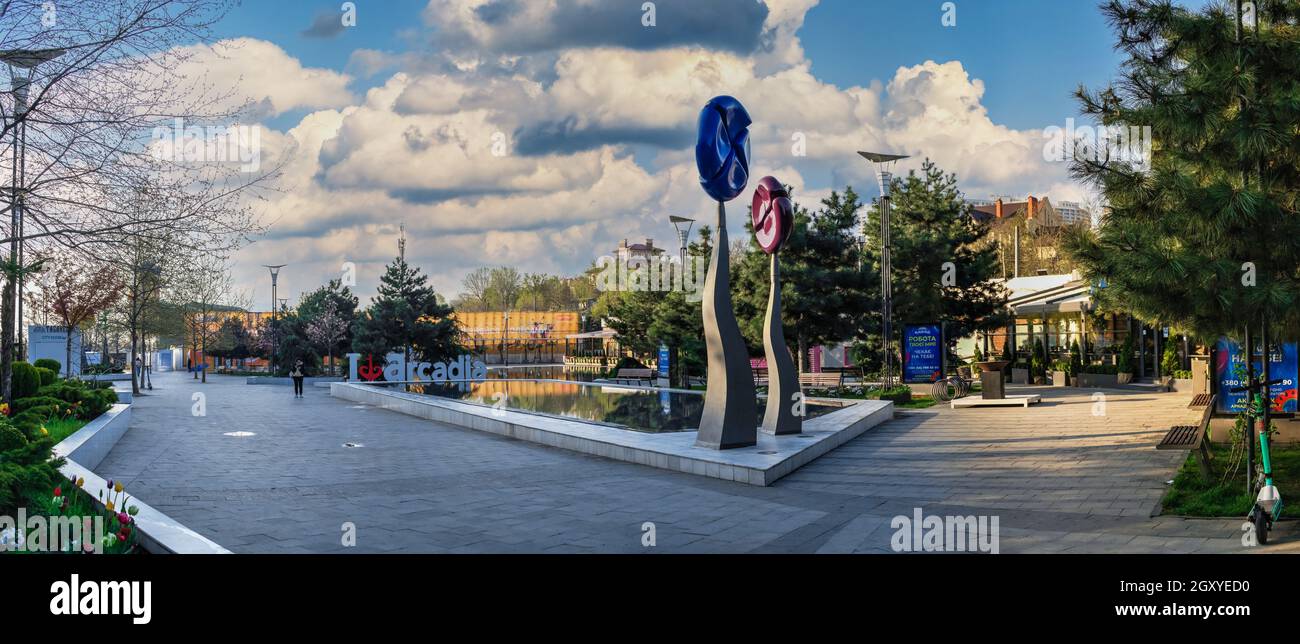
[1171,369,1194,392]
[1070,339,1083,380]
[1051,359,1070,386]
[1030,338,1047,384]
[1078,363,1120,387]
[1117,334,1134,384]
[1159,341,1180,390]
[1011,351,1029,384]
[1002,341,1022,383]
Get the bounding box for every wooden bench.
[1157,394,1216,480]
[609,368,654,385]
[798,371,843,391]
[752,366,769,387]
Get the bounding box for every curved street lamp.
[859,151,911,388]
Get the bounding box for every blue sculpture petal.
[695,96,752,202]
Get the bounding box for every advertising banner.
[903,324,943,384]
[1215,337,1299,414]
[28,325,82,377]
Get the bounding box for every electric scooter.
[1232,375,1285,544]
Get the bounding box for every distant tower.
[398,223,407,261]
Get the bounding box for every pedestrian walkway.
[93,371,1276,553]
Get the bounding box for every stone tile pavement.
[94,371,1287,553]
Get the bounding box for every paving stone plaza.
[92,371,1275,554]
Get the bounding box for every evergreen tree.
[860,160,1008,360]
[1064,0,1300,339]
[353,256,460,376]
[734,187,874,372]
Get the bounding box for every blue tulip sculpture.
[695,96,752,202]
[694,96,758,449]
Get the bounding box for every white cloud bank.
[212,0,1086,307]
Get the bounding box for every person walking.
[290,360,306,398]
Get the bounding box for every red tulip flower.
[53,486,62,497]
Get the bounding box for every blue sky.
[193,0,1215,302]
[211,0,1213,132]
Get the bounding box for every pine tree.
[862,160,1009,351]
[353,256,460,375]
[734,187,875,372]
[1064,0,1300,339]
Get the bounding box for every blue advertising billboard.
[903,324,943,384]
[1215,337,1299,414]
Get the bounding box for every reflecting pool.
[369,379,841,433]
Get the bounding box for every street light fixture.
[262,265,286,318]
[858,151,910,388]
[2,48,66,361]
[669,215,695,269]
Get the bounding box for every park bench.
[609,368,654,386]
[798,371,843,392]
[752,366,768,387]
[1156,394,1216,480]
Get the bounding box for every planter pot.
[1052,371,1069,387]
[1190,355,1210,396]
[1171,378,1193,393]
[1012,368,1029,385]
[1117,373,1133,384]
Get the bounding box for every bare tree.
[305,300,348,376]
[173,254,242,383]
[0,1,277,399]
[43,259,123,377]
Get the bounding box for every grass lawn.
[44,417,88,444]
[1162,441,1300,517]
[895,397,938,409]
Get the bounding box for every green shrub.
[33,358,61,375]
[1084,363,1120,375]
[12,396,68,415]
[0,422,26,452]
[12,408,57,438]
[37,381,115,420]
[34,367,56,387]
[0,417,61,516]
[1030,339,1046,379]
[11,362,39,399]
[877,386,912,404]
[1118,334,1134,375]
[1161,341,1180,376]
[1069,339,1082,376]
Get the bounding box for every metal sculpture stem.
[762,253,801,435]
[696,200,758,449]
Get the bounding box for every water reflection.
[383,379,837,433]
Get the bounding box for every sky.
[180,0,1214,309]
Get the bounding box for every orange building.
[454,311,580,365]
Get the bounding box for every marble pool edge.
[329,382,893,486]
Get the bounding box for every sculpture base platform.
[950,394,1041,409]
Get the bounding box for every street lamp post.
[262,265,286,373]
[2,48,65,366]
[263,265,286,318]
[859,151,911,388]
[669,215,695,270]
